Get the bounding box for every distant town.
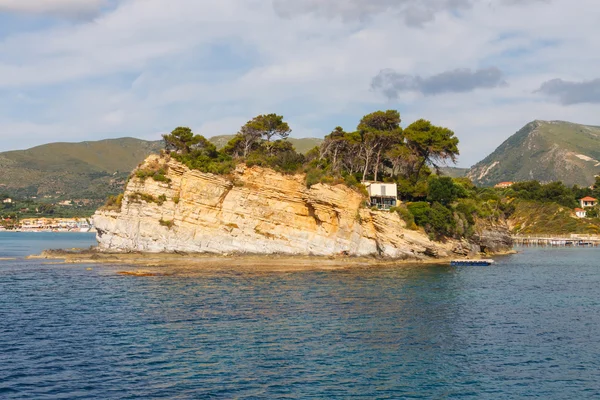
[1,193,98,231]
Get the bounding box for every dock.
[451,259,495,266]
[512,235,600,247]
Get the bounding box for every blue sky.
[0,0,599,167]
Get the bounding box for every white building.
[580,197,598,208]
[574,208,587,218]
[362,182,398,210]
[2,198,12,204]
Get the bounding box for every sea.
[1,232,599,399]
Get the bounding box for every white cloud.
[0,0,598,168]
[0,0,108,17]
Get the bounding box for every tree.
[163,127,201,154]
[223,124,262,159]
[244,114,291,153]
[357,110,403,181]
[427,176,462,206]
[320,127,349,174]
[404,119,459,184]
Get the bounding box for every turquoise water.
[1,233,600,399]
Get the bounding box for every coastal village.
[0,217,94,232]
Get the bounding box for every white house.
[574,208,587,218]
[362,181,398,210]
[580,196,598,208]
[2,198,12,204]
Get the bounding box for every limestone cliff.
[93,155,510,259]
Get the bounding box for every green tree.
[245,114,291,155]
[224,122,264,158]
[404,119,459,184]
[163,127,201,154]
[427,176,465,206]
[357,110,403,182]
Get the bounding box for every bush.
[159,218,175,229]
[407,202,431,227]
[427,202,455,239]
[102,194,123,212]
[390,205,417,230]
[135,161,172,183]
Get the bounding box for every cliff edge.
[93,155,511,260]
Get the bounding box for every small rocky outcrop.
[471,220,514,254]
[93,155,512,260]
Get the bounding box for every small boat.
[451,259,495,266]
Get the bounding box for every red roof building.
[580,197,598,208]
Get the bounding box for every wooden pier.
[513,235,600,247]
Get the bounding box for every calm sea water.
[1,232,600,399]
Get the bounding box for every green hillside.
[468,120,600,187]
[509,200,600,235]
[0,135,323,203]
[209,135,322,154]
[0,138,163,200]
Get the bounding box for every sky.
[0,0,599,167]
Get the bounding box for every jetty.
[451,259,495,266]
[513,235,600,247]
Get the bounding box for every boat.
[451,259,495,266]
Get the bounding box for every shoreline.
[26,248,518,271]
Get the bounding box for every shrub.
[159,218,175,229]
[102,194,123,212]
[390,205,417,230]
[427,202,456,239]
[407,202,431,227]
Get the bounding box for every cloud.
[371,67,508,98]
[0,0,108,18]
[0,0,597,169]
[272,0,551,27]
[536,78,600,105]
[272,0,472,26]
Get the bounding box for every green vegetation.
[102,194,124,212]
[0,138,163,202]
[0,192,98,220]
[509,200,600,235]
[468,120,600,187]
[135,160,171,183]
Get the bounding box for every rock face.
[472,220,514,254]
[93,155,511,259]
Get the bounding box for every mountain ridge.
[467,120,600,187]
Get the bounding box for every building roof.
[574,208,585,212]
[581,196,598,201]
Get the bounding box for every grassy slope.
[0,138,163,199]
[468,121,600,187]
[509,200,600,235]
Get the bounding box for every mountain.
[208,135,323,154]
[0,135,323,202]
[0,138,163,200]
[468,120,600,187]
[439,167,469,178]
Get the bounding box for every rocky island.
[93,154,512,261]
[89,111,515,263]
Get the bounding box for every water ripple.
[1,235,600,398]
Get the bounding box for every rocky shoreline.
[28,248,518,272]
